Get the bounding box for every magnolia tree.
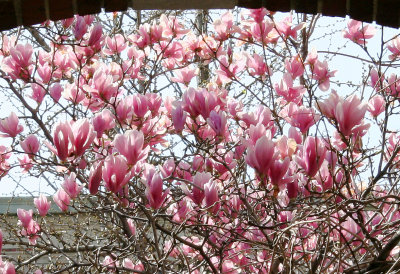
[0,7,400,273]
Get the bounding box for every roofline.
[0,0,398,32]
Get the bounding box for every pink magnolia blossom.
[246,52,272,79]
[37,63,51,83]
[183,33,203,57]
[62,172,83,199]
[343,19,376,45]
[325,150,338,169]
[1,262,16,274]
[193,156,205,173]
[84,69,118,102]
[274,73,306,105]
[275,15,306,40]
[246,135,277,178]
[71,119,95,157]
[49,121,73,161]
[268,157,290,186]
[209,152,236,178]
[248,19,276,44]
[171,66,198,85]
[281,103,320,134]
[92,109,115,138]
[287,179,299,199]
[387,133,400,162]
[335,95,368,136]
[148,22,164,44]
[88,161,103,195]
[107,62,123,82]
[307,47,318,65]
[61,17,74,28]
[331,213,363,244]
[34,194,51,217]
[131,94,149,118]
[311,60,336,91]
[127,219,136,235]
[183,172,212,205]
[74,16,88,40]
[122,259,144,272]
[145,172,169,210]
[288,126,302,144]
[2,43,33,81]
[53,51,74,77]
[316,90,340,119]
[0,112,23,138]
[53,189,71,212]
[369,68,381,90]
[171,101,187,132]
[30,83,47,104]
[130,23,151,48]
[49,83,62,102]
[0,35,16,56]
[229,195,242,218]
[213,11,237,41]
[204,180,220,214]
[221,260,239,274]
[388,37,400,60]
[17,208,33,228]
[239,105,276,133]
[144,93,162,116]
[103,256,116,270]
[104,34,127,55]
[215,55,245,85]
[87,23,103,49]
[38,49,50,65]
[10,43,33,67]
[115,96,134,124]
[255,105,275,131]
[20,219,40,245]
[160,158,176,179]
[207,110,227,137]
[61,84,85,104]
[172,198,193,223]
[330,130,348,150]
[157,41,183,60]
[247,123,268,146]
[18,155,33,173]
[160,14,189,38]
[295,136,327,177]
[122,258,135,270]
[276,135,297,158]
[0,146,11,178]
[368,95,385,117]
[183,87,218,119]
[113,130,149,166]
[20,134,40,156]
[16,209,40,245]
[245,8,269,23]
[386,73,400,97]
[102,155,132,193]
[315,163,333,191]
[285,55,304,79]
[339,216,362,244]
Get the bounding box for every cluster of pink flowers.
[0,7,399,273]
[343,19,376,45]
[17,209,40,245]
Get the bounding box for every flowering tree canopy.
[0,8,400,273]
